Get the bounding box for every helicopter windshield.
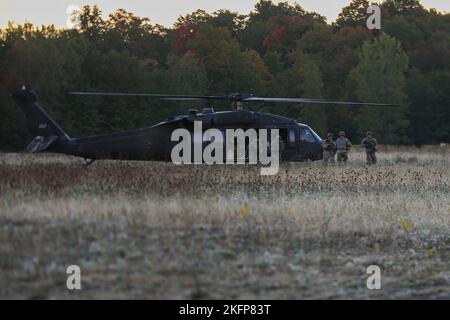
[298,124,323,142]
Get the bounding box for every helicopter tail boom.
[12,85,70,153]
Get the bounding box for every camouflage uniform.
[361,132,377,165]
[322,133,336,164]
[336,131,352,163]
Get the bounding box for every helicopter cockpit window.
[288,129,296,145]
[299,127,316,143]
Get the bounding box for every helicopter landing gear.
[83,158,96,167]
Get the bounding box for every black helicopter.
[12,85,393,164]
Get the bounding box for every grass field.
[0,146,449,299]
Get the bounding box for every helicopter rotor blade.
[68,92,326,103]
[160,97,208,101]
[242,97,397,106]
[68,92,397,106]
[242,97,324,103]
[68,92,228,100]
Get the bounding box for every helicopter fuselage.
[46,109,324,162]
[13,87,323,163]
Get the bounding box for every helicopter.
[12,84,393,165]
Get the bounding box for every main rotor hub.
[227,93,253,110]
[227,93,253,101]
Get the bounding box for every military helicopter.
[12,85,393,164]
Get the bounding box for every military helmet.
[327,133,334,138]
[366,131,373,137]
[339,131,345,136]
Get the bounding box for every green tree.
[209,10,245,36]
[299,57,327,135]
[296,24,334,56]
[104,9,168,61]
[76,5,105,43]
[237,50,271,94]
[188,24,269,93]
[166,54,208,94]
[240,20,268,55]
[381,0,424,16]
[0,86,28,150]
[250,0,307,21]
[350,33,409,143]
[272,51,327,133]
[407,69,450,144]
[383,15,424,50]
[263,50,284,74]
[335,0,370,28]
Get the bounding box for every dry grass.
[0,146,449,299]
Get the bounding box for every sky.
[0,0,449,28]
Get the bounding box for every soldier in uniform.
[322,133,336,164]
[336,131,352,163]
[361,131,377,164]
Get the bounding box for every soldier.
[336,131,352,163]
[322,133,336,164]
[361,131,377,164]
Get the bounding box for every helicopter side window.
[300,128,316,143]
[288,129,296,145]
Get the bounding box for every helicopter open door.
[277,127,299,161]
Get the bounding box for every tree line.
[0,0,449,150]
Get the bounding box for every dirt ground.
[0,146,449,299]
